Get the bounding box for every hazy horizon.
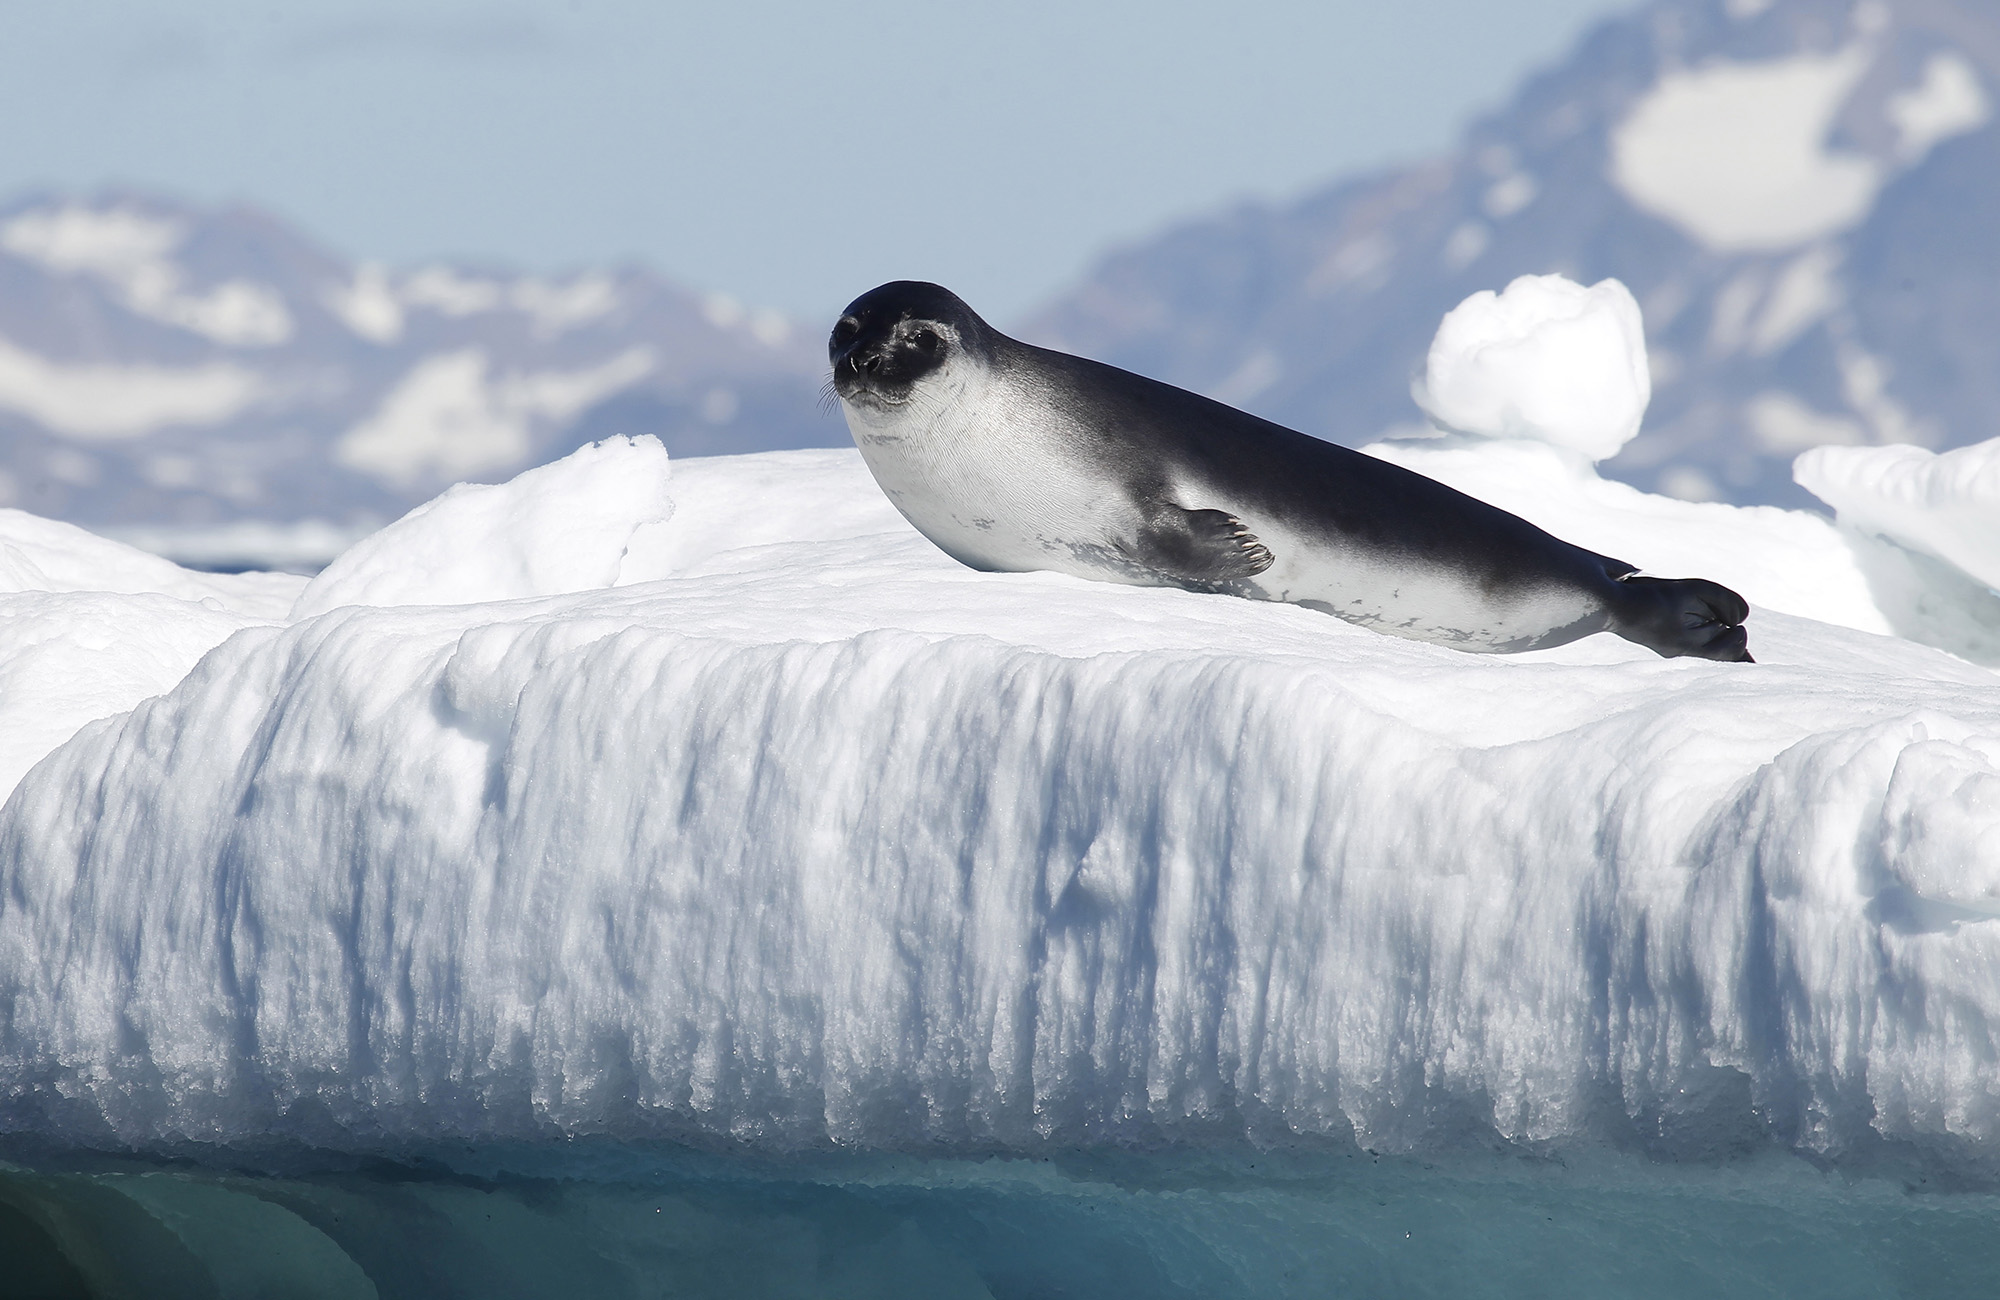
[0,0,1639,324]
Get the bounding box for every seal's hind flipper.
[1610,574,1753,662]
[1132,506,1276,586]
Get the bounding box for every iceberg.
[4,434,2000,1161]
[5,279,2000,1293]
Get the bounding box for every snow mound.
[0,511,303,797]
[1,507,303,618]
[0,591,270,805]
[1415,274,1650,460]
[294,435,674,617]
[4,441,2000,1169]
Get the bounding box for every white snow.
[1440,221,1490,270]
[7,279,2000,1170]
[701,293,794,347]
[325,264,406,344]
[1415,274,1650,461]
[1481,172,1538,221]
[0,204,293,347]
[400,266,505,317]
[296,437,675,617]
[0,509,302,798]
[1888,52,1991,162]
[510,274,621,336]
[0,337,265,439]
[3,432,2000,1163]
[334,347,654,487]
[1796,439,2000,592]
[361,267,622,339]
[1748,244,1844,357]
[1610,46,1879,251]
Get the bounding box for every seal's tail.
[1608,573,1753,663]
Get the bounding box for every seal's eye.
[909,327,941,352]
[831,317,860,346]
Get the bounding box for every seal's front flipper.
[1610,573,1754,662]
[1132,505,1275,586]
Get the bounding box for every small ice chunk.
[1795,438,2000,591]
[1415,274,1651,461]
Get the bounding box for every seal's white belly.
[843,381,1142,575]
[842,374,1598,650]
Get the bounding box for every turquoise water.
[4,1139,1998,1298]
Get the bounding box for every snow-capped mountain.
[0,193,842,557]
[1027,0,2000,509]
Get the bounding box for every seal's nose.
[836,346,885,379]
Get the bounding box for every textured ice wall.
[3,442,1999,1166]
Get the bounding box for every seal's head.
[829,281,993,412]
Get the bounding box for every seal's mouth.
[831,370,913,409]
[830,352,918,409]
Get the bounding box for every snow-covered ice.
[3,425,2000,1173]
[9,267,2000,1289]
[1794,438,2000,666]
[4,270,2000,1214]
[0,509,302,798]
[1796,438,2000,593]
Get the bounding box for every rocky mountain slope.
[0,193,841,558]
[1026,0,2000,510]
[4,0,1994,558]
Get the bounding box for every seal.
[829,280,1751,662]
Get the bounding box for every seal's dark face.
[829,281,987,410]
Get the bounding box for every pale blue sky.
[0,0,1638,323]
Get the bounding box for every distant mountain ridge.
[1025,0,2000,509]
[0,192,842,551]
[5,0,1995,554]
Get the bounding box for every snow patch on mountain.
[0,339,266,439]
[333,347,655,487]
[1610,42,1879,251]
[0,204,292,347]
[1888,51,1991,160]
[1028,0,2000,512]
